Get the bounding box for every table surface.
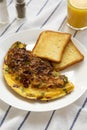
[0,0,87,130]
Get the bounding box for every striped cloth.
[0,0,87,130]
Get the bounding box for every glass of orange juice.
[67,0,87,30]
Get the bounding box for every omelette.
[3,42,74,101]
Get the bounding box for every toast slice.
[52,40,84,70]
[32,30,71,62]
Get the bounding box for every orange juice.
[67,0,87,30]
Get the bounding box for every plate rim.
[0,28,87,112]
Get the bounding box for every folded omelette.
[3,42,74,101]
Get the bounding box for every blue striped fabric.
[36,0,49,16]
[40,0,63,28]
[0,106,11,126]
[7,0,13,6]
[17,111,31,130]
[69,98,87,130]
[0,0,87,130]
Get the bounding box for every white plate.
[0,29,87,112]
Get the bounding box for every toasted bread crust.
[52,40,84,70]
[32,30,71,62]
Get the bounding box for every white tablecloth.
[0,0,87,130]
